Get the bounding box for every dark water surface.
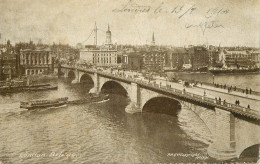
[0,76,258,163]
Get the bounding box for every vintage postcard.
[0,0,259,163]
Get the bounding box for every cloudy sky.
[0,0,259,47]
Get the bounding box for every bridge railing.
[204,97,215,103]
[62,65,260,119]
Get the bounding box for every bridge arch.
[100,79,129,97]
[142,96,182,115]
[139,88,214,137]
[238,143,260,160]
[79,73,94,84]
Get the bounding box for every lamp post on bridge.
[166,76,168,88]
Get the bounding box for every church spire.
[151,32,155,45]
[105,24,112,46]
[108,24,110,31]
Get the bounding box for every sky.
[0,0,259,47]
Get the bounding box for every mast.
[94,22,97,46]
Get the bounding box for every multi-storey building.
[208,49,220,67]
[251,50,260,68]
[220,50,252,68]
[0,52,17,80]
[167,48,190,70]
[0,41,19,80]
[142,51,166,72]
[20,48,54,75]
[121,51,143,70]
[80,24,118,67]
[190,46,209,70]
[80,48,118,66]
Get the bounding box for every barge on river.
[0,83,58,93]
[20,93,109,110]
[20,97,68,110]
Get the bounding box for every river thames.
[0,74,259,163]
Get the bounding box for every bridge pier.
[63,69,68,78]
[89,73,100,94]
[207,108,236,160]
[71,70,80,83]
[125,83,142,114]
[72,79,80,83]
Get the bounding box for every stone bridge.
[60,66,260,161]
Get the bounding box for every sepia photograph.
[0,0,259,163]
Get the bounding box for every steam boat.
[20,93,109,110]
[20,97,68,110]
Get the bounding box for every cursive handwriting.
[185,20,224,35]
[112,0,229,36]
[112,0,151,13]
[205,7,229,18]
[173,5,196,19]
[113,0,197,19]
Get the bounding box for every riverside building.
[80,24,118,67]
[20,48,54,75]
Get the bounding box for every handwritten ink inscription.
[185,20,224,35]
[112,0,229,35]
[112,0,151,13]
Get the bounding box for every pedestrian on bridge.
[248,104,250,109]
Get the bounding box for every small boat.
[20,97,68,110]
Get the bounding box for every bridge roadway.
[62,65,260,120]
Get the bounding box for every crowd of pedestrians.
[213,83,252,95]
[214,97,251,109]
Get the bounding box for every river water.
[175,72,260,91]
[0,74,259,164]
